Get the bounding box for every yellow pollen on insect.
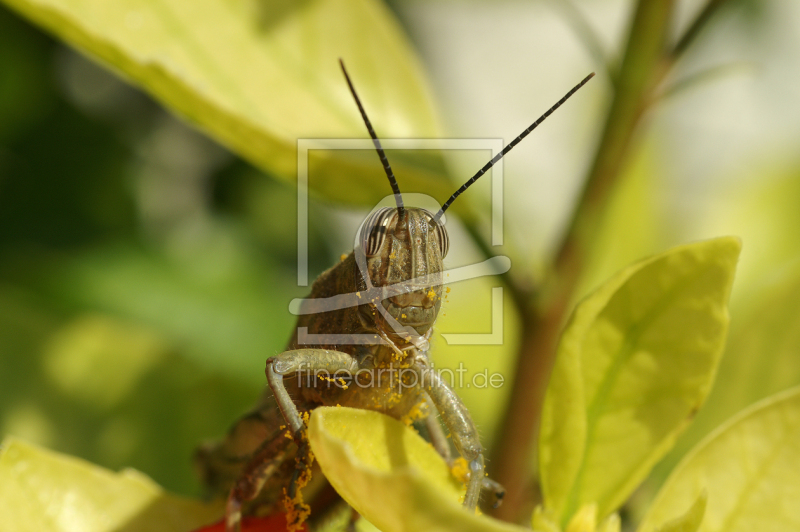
[340,253,347,262]
[401,401,427,425]
[282,450,314,532]
[446,287,451,294]
[450,457,470,484]
[356,292,361,299]
[427,288,436,299]
[389,251,396,259]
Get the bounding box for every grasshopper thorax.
[356,207,449,338]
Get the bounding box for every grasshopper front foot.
[434,414,504,510]
[481,476,505,509]
[463,457,507,510]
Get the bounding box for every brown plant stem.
[486,0,677,521]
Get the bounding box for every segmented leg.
[265,350,360,523]
[226,435,291,532]
[222,349,358,532]
[424,406,452,461]
[412,357,485,509]
[425,412,506,508]
[480,477,505,509]
[424,408,505,508]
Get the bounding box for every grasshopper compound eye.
[429,214,449,258]
[360,207,395,257]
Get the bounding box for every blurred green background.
[1,0,800,519]
[0,0,332,496]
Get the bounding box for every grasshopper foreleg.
[422,394,504,508]
[412,358,487,510]
[423,404,452,462]
[266,350,360,514]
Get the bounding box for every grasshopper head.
[356,207,449,338]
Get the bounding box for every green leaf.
[539,237,741,526]
[657,492,708,532]
[532,506,561,532]
[0,437,222,532]
[0,0,451,205]
[307,406,527,532]
[638,387,800,532]
[654,258,800,482]
[47,240,298,384]
[41,314,167,410]
[649,492,706,532]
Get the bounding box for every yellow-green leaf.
[0,0,451,205]
[649,492,706,532]
[532,506,561,532]
[565,503,597,532]
[307,406,527,532]
[671,259,800,462]
[0,437,222,532]
[639,387,800,532]
[539,237,741,526]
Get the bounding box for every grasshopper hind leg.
[194,405,299,532]
[225,433,294,532]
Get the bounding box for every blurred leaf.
[560,504,620,532]
[42,313,168,410]
[0,0,452,205]
[0,6,55,141]
[597,513,621,532]
[564,504,597,532]
[0,283,262,496]
[0,437,222,532]
[657,258,800,477]
[651,178,800,480]
[44,235,298,384]
[638,387,800,532]
[539,237,741,526]
[308,406,527,532]
[532,506,561,532]
[698,167,800,307]
[644,154,800,501]
[0,99,134,249]
[643,492,706,532]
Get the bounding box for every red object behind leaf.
[193,513,309,532]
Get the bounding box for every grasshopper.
[195,61,593,532]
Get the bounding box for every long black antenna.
[434,72,595,223]
[339,59,404,215]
